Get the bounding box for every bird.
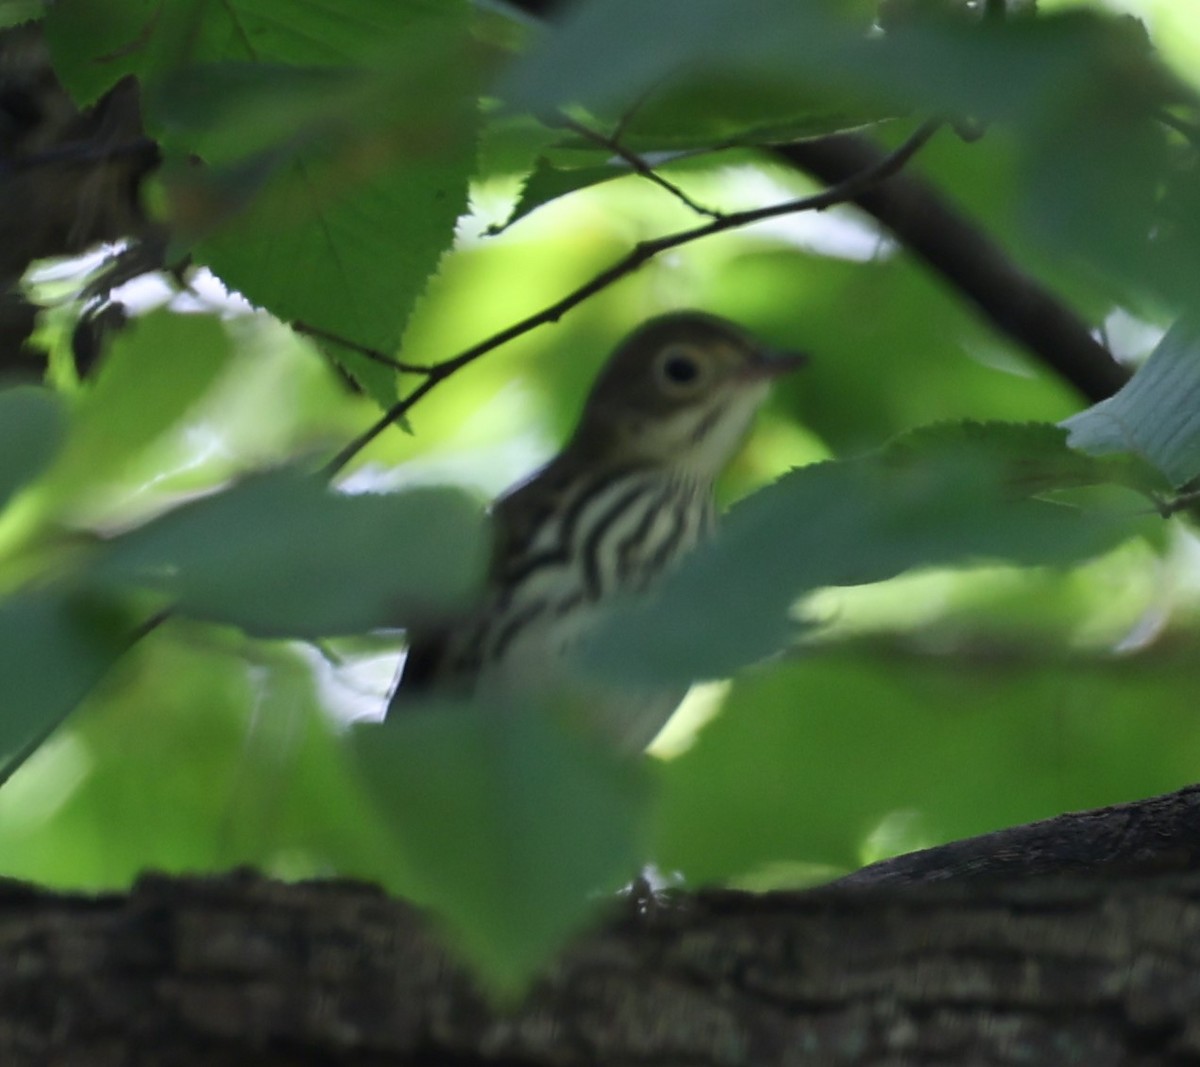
[387,310,806,751]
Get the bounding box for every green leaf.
[0,388,66,511]
[0,592,129,763]
[1062,321,1200,489]
[152,62,361,166]
[46,0,477,406]
[192,139,470,406]
[501,0,866,116]
[354,701,649,990]
[495,157,625,233]
[40,309,235,506]
[586,423,1150,686]
[89,472,488,637]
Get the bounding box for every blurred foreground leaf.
[588,422,1151,686]
[0,593,129,764]
[1062,321,1200,488]
[503,2,1164,136]
[0,388,65,511]
[89,473,487,637]
[354,702,649,990]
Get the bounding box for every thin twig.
[324,119,942,478]
[294,322,432,374]
[553,113,723,220]
[1149,488,1200,519]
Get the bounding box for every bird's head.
[570,311,807,479]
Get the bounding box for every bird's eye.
[656,346,706,391]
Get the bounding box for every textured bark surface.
[5,788,1200,1067]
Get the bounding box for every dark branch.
[11,855,1200,1063]
[772,133,1129,403]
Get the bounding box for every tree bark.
[6,786,1200,1066]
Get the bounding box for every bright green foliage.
[39,310,235,510]
[0,623,402,887]
[656,647,1200,884]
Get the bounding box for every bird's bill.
[739,347,810,381]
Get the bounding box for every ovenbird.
[388,311,806,750]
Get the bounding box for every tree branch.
[772,134,1129,403]
[8,840,1200,1063]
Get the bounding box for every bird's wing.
[388,459,568,713]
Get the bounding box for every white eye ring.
[656,345,707,391]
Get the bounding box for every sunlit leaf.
[354,701,649,989]
[1063,320,1200,488]
[89,472,488,637]
[0,623,404,887]
[494,157,625,233]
